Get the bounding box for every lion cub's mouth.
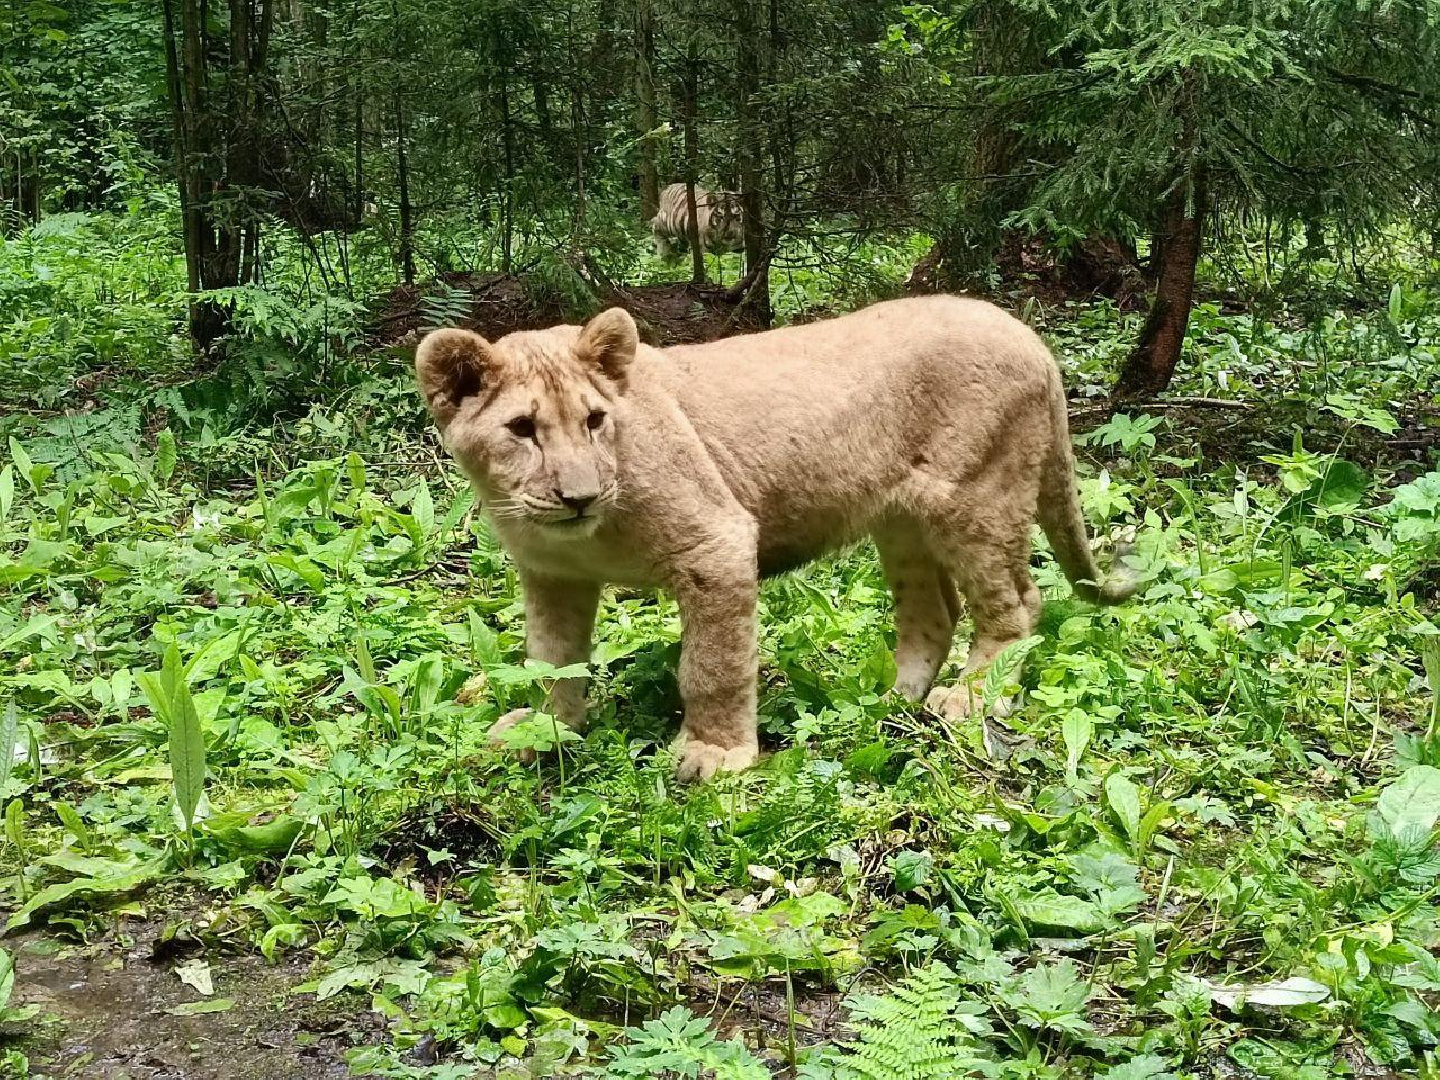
[534,510,603,534]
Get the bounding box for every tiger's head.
[707,192,745,252]
[414,309,636,537]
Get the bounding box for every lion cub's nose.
[557,490,598,513]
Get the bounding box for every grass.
[2,208,1440,1078]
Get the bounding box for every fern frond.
[804,963,994,1080]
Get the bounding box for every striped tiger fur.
[649,182,744,260]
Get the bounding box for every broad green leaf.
[0,704,18,792]
[7,439,35,493]
[411,479,435,532]
[491,713,582,754]
[265,553,325,591]
[155,429,177,482]
[53,803,91,850]
[0,948,13,1010]
[260,923,307,961]
[1197,568,1239,595]
[1376,765,1440,839]
[1420,637,1440,733]
[81,514,128,536]
[0,465,12,523]
[1137,800,1172,855]
[345,451,366,493]
[1105,772,1143,842]
[5,859,165,932]
[3,799,22,852]
[468,611,501,666]
[486,660,590,686]
[983,634,1042,712]
[0,613,59,654]
[137,669,174,727]
[1100,1055,1176,1080]
[204,814,305,854]
[439,489,475,536]
[1012,889,1105,934]
[890,849,933,893]
[355,628,377,684]
[1278,460,1370,520]
[409,654,445,714]
[1062,710,1092,778]
[166,998,234,1016]
[164,646,207,833]
[1203,976,1329,1010]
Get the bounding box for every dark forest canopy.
[4,0,1439,392]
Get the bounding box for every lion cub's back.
[664,294,1056,410]
[654,296,1061,541]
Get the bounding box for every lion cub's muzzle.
[516,484,618,532]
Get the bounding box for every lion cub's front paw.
[925,682,1012,720]
[673,734,759,782]
[925,682,980,720]
[488,707,538,764]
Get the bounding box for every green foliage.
[7,281,1440,1073]
[800,963,993,1079]
[606,1007,770,1079]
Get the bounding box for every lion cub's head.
[414,308,637,536]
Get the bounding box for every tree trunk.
[733,0,770,324]
[161,0,272,349]
[681,63,705,286]
[395,87,414,286]
[498,47,515,274]
[1114,178,1206,399]
[572,86,587,240]
[634,0,660,220]
[352,75,364,226]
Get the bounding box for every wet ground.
[9,926,368,1079]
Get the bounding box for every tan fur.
[415,295,1133,781]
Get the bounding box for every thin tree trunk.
[733,0,770,324]
[681,62,705,286]
[634,0,660,220]
[498,47,515,274]
[352,77,364,225]
[1114,177,1206,399]
[161,0,199,295]
[396,87,414,286]
[572,86,586,240]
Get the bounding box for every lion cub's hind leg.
[923,529,1041,721]
[875,526,962,702]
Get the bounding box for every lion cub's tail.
[1035,377,1138,606]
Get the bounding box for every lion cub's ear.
[415,328,495,429]
[575,308,638,386]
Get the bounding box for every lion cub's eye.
[586,410,606,431]
[506,417,537,440]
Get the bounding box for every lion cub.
[415,295,1133,780]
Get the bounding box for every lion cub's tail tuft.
[1035,379,1139,606]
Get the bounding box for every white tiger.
[650,182,743,260]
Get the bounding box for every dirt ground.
[371,272,769,350]
[10,926,365,1080]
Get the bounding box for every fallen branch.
[722,252,773,305]
[1146,396,1254,410]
